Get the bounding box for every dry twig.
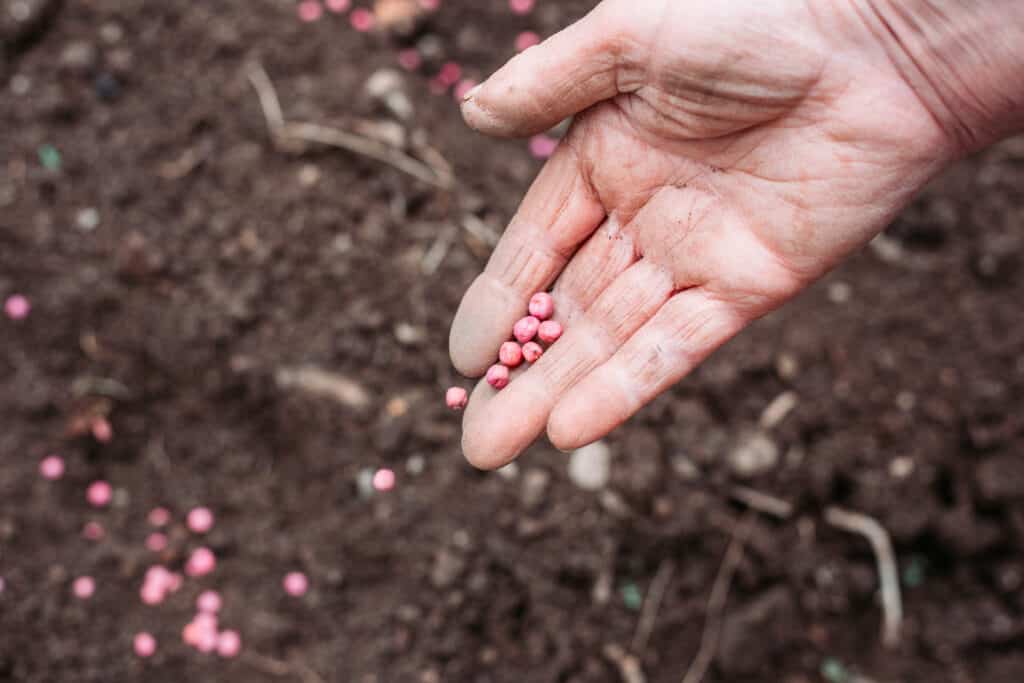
[729,485,794,519]
[632,559,676,654]
[681,514,755,683]
[825,505,903,649]
[604,643,647,683]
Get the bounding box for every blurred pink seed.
[297,0,323,22]
[91,417,113,443]
[82,521,105,541]
[186,547,216,577]
[4,294,30,320]
[167,573,183,592]
[528,292,554,320]
[509,0,534,15]
[217,630,242,658]
[197,590,222,614]
[537,320,563,343]
[147,507,170,527]
[513,316,540,344]
[145,532,168,553]
[183,622,200,646]
[86,480,112,507]
[325,0,350,12]
[283,571,309,597]
[437,61,462,87]
[73,576,95,599]
[39,454,65,480]
[499,341,523,368]
[418,0,440,9]
[486,364,510,390]
[187,507,214,534]
[397,48,421,71]
[140,583,165,605]
[133,632,157,658]
[194,612,218,633]
[529,135,558,159]
[453,78,478,102]
[373,468,396,492]
[522,341,543,363]
[445,386,468,411]
[515,30,540,52]
[196,628,218,653]
[350,7,375,31]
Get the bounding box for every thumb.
[461,1,636,138]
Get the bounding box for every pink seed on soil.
[528,292,554,320]
[82,521,105,541]
[437,61,462,87]
[194,612,218,634]
[515,30,541,52]
[522,341,543,363]
[486,364,510,389]
[140,583,165,605]
[186,547,216,577]
[197,590,222,614]
[217,630,242,658]
[499,341,523,368]
[91,417,113,443]
[397,48,421,71]
[297,0,323,22]
[73,576,95,599]
[513,316,540,344]
[145,532,168,553]
[537,320,563,343]
[39,454,65,480]
[147,507,170,527]
[133,632,157,658]
[373,468,396,491]
[86,480,112,507]
[187,507,214,534]
[509,0,534,15]
[183,622,200,646]
[325,0,350,12]
[350,7,375,31]
[196,628,218,653]
[4,294,30,320]
[529,135,558,159]
[283,571,309,597]
[445,386,468,411]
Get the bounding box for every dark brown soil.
[2,1,1023,682]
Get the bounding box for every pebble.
[521,341,543,363]
[4,294,30,320]
[726,430,779,479]
[537,320,562,343]
[498,341,523,368]
[86,480,113,507]
[94,72,121,101]
[513,316,540,344]
[520,468,550,510]
[39,455,65,480]
[133,632,156,658]
[76,207,100,231]
[485,364,509,389]
[283,571,309,597]
[568,441,611,491]
[59,41,97,73]
[671,453,701,481]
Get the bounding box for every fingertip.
[547,395,592,452]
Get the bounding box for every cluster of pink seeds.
[446,292,562,410]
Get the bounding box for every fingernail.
[462,83,482,103]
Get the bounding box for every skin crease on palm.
[448,0,1023,470]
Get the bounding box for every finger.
[460,1,639,138]
[551,214,638,324]
[449,142,604,376]
[547,288,747,450]
[461,259,673,469]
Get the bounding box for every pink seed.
[197,590,222,614]
[437,61,462,87]
[73,576,95,599]
[145,532,168,552]
[537,320,563,343]
[486,364,510,390]
[325,0,350,12]
[529,135,558,159]
[39,454,65,480]
[187,507,214,534]
[419,0,440,9]
[86,480,112,507]
[373,468,396,492]
[528,292,554,320]
[196,628,218,653]
[217,629,242,658]
[133,632,157,658]
[297,0,323,22]
[513,316,540,344]
[183,622,200,646]
[445,386,468,411]
[515,30,541,52]
[283,571,309,597]
[350,7,375,31]
[186,547,216,577]
[453,78,478,102]
[397,48,421,71]
[91,417,113,443]
[193,612,218,633]
[82,521,105,541]
[167,573,183,593]
[4,294,30,320]
[499,341,523,368]
[147,507,171,527]
[145,565,171,585]
[140,583,165,605]
[509,0,534,15]
[522,341,544,363]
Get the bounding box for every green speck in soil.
[821,657,850,683]
[38,144,62,171]
[620,582,643,611]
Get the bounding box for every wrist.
[853,0,1024,155]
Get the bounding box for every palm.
[450,0,953,468]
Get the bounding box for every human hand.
[449,0,1024,468]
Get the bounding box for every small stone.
[671,453,701,481]
[93,72,121,101]
[431,548,465,589]
[568,441,611,491]
[76,207,100,231]
[60,41,97,73]
[726,430,779,479]
[394,322,426,345]
[520,468,550,510]
[827,281,852,304]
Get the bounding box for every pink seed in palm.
[4,294,30,320]
[87,480,112,507]
[515,30,540,52]
[513,316,540,344]
[445,386,468,411]
[39,455,65,480]
[499,341,523,367]
[297,0,323,22]
[187,507,214,534]
[283,571,309,597]
[529,135,558,159]
[522,341,543,363]
[537,320,563,343]
[73,576,95,599]
[509,0,534,15]
[350,7,375,31]
[133,632,157,658]
[217,630,242,658]
[197,590,222,614]
[528,292,554,320]
[486,364,510,389]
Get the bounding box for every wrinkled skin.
[449,0,963,469]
